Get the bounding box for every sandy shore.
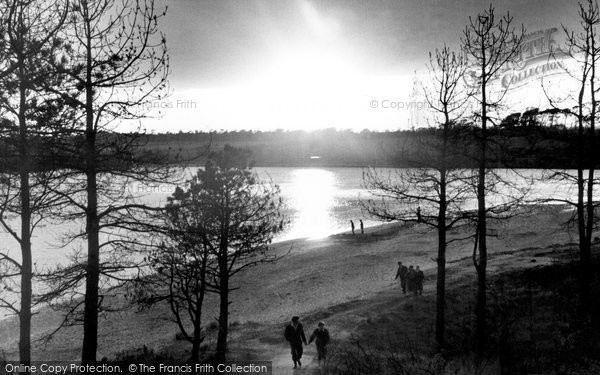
[0,204,580,373]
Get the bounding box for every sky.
[139,0,578,133]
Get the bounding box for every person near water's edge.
[350,220,355,235]
[309,321,330,365]
[395,261,408,294]
[360,219,364,234]
[284,316,308,368]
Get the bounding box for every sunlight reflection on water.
[286,168,336,240]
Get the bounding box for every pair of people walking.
[395,261,424,295]
[284,316,330,368]
[350,219,364,235]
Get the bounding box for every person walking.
[284,316,308,368]
[308,321,330,365]
[394,261,408,294]
[359,219,364,234]
[350,220,355,235]
[416,265,425,295]
[406,265,417,295]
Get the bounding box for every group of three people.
[395,261,424,295]
[284,316,330,369]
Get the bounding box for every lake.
[263,167,578,241]
[0,167,581,270]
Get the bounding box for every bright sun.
[257,44,361,98]
[218,0,372,131]
[142,0,412,133]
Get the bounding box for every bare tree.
[0,0,68,365]
[363,46,473,351]
[541,0,600,318]
[34,0,170,363]
[462,5,525,353]
[423,46,472,351]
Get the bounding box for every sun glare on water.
[288,168,336,240]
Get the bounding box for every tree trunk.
[82,166,99,364]
[191,301,203,363]
[475,247,487,352]
[575,92,590,320]
[191,325,201,363]
[81,21,100,363]
[581,45,596,319]
[476,43,488,354]
[215,201,231,361]
[436,217,446,350]
[191,259,206,363]
[476,150,488,353]
[436,118,449,351]
[18,54,32,367]
[216,266,229,361]
[579,167,592,317]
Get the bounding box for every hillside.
[2,205,600,374]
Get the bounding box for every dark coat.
[285,323,307,346]
[309,328,330,347]
[406,268,417,291]
[395,265,408,280]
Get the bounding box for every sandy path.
[271,350,318,375]
[244,273,442,374]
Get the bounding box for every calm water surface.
[257,167,379,241]
[0,167,583,269]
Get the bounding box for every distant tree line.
[139,123,596,169]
